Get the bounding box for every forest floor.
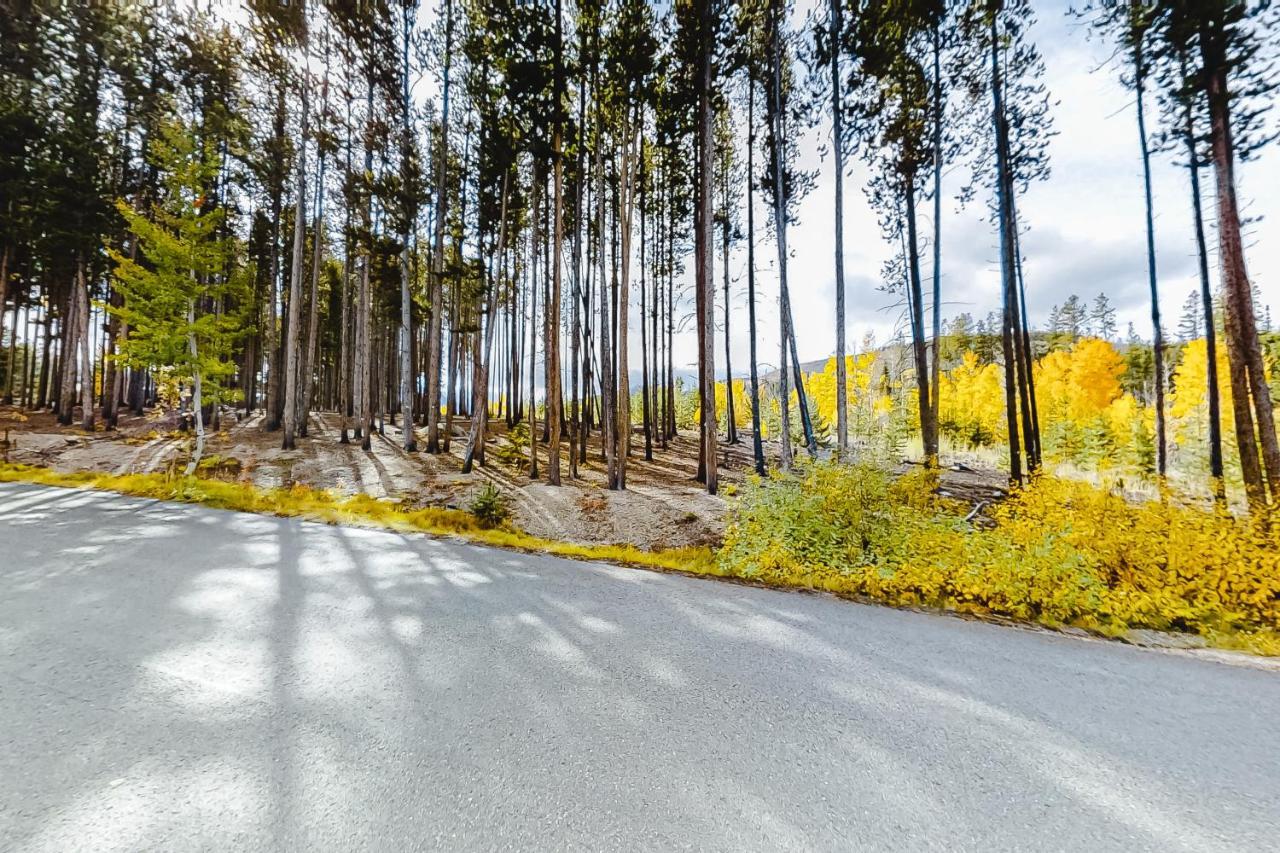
[0,403,1008,550]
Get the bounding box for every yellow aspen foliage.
[1103,393,1142,442]
[1171,337,1234,435]
[1035,337,1125,425]
[807,354,880,429]
[939,351,1006,445]
[712,379,753,431]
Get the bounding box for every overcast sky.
[675,0,1280,379]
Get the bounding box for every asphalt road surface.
[2,481,1278,852]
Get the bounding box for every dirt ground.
[0,404,741,550]
[2,404,1008,549]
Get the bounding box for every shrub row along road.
[1,482,1277,852]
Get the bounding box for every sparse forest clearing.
[1,404,740,550]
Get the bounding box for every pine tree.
[108,120,249,474]
[1091,292,1117,341]
[1178,289,1202,342]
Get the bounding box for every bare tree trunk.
[398,7,417,452]
[282,76,308,450]
[640,151,653,463]
[569,50,587,477]
[929,24,943,466]
[0,244,8,401]
[769,0,814,463]
[720,152,737,446]
[696,0,717,494]
[357,232,373,450]
[990,13,1022,484]
[745,82,765,475]
[613,117,639,490]
[1012,218,1041,469]
[426,0,454,453]
[464,172,509,473]
[904,183,934,465]
[529,161,541,479]
[76,263,93,431]
[831,0,848,459]
[546,0,565,484]
[185,299,205,476]
[57,282,77,425]
[1135,34,1166,478]
[598,154,614,481]
[1181,57,1223,500]
[264,84,287,432]
[302,145,325,439]
[1202,59,1280,508]
[4,294,18,406]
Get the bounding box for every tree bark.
[546,0,566,484]
[185,299,205,476]
[831,0,848,459]
[1181,62,1223,500]
[282,74,308,450]
[1201,58,1280,507]
[1134,33,1167,478]
[929,24,943,467]
[990,13,1022,484]
[613,117,639,490]
[77,263,93,430]
[426,0,454,453]
[399,8,417,452]
[721,149,737,446]
[905,183,935,465]
[746,80,765,475]
[697,0,718,494]
[463,172,509,473]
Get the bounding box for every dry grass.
[0,462,718,577]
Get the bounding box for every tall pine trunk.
[990,13,1022,484]
[769,0,816,463]
[1134,32,1166,478]
[746,80,765,475]
[282,75,308,450]
[696,0,717,493]
[904,182,934,465]
[929,25,943,466]
[399,8,417,452]
[720,152,737,446]
[426,0,454,453]
[464,172,509,473]
[1200,44,1280,508]
[1181,60,1223,499]
[830,0,848,459]
[547,0,565,484]
[185,299,205,475]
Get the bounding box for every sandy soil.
[0,404,738,550]
[2,404,1008,549]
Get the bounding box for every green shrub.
[496,422,530,469]
[468,482,511,529]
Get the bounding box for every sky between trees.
[199,0,1279,377]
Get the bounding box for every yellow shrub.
[721,461,1280,650]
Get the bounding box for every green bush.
[468,482,511,529]
[496,422,530,469]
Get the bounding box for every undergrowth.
[720,462,1280,656]
[4,460,1277,656]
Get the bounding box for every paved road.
[1,482,1278,852]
